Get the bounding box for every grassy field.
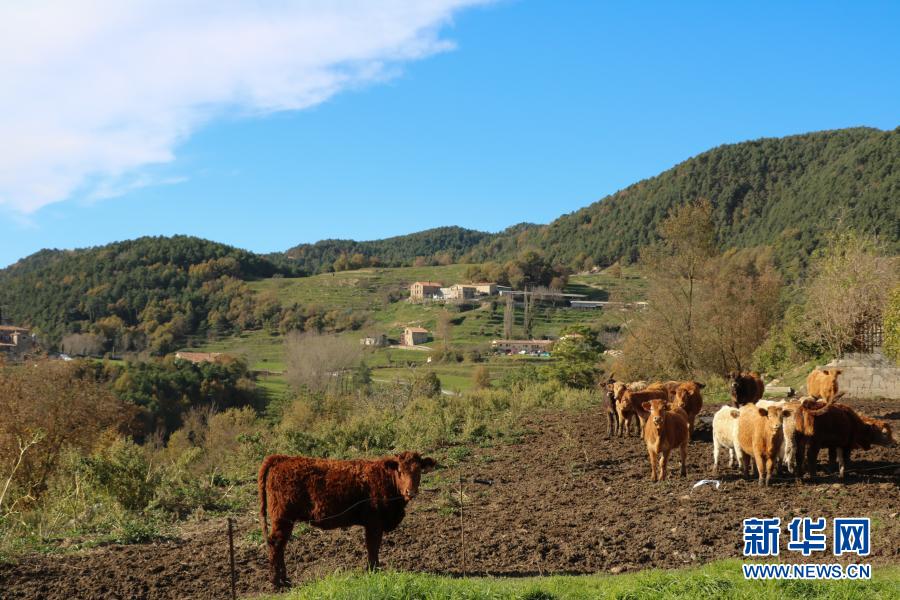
[184,264,649,397]
[259,561,900,600]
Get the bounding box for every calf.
[602,378,620,438]
[806,368,842,402]
[757,399,801,474]
[617,388,669,437]
[737,404,791,486]
[712,405,742,474]
[794,399,896,480]
[729,371,764,407]
[641,399,690,481]
[671,381,704,436]
[258,451,436,588]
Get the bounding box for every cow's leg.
[806,444,820,479]
[616,407,626,437]
[606,408,615,438]
[754,454,766,487]
[837,447,849,481]
[679,442,687,477]
[765,457,775,487]
[365,521,384,571]
[268,518,294,589]
[647,449,657,481]
[713,437,721,474]
[828,447,838,473]
[659,450,669,481]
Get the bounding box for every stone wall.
[824,352,900,400]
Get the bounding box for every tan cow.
[806,368,843,402]
[641,399,690,481]
[757,399,801,474]
[737,404,792,486]
[617,388,669,437]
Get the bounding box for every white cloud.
[0,0,489,213]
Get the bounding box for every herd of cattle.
[256,367,896,588]
[604,368,896,486]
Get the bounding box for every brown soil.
[2,399,898,599]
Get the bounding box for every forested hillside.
[283,226,501,274]
[0,236,299,351]
[466,127,899,277]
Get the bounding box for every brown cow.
[641,399,689,481]
[602,377,620,438]
[258,451,436,588]
[737,404,791,486]
[671,381,705,436]
[806,368,843,402]
[729,371,764,407]
[617,388,669,437]
[794,399,895,480]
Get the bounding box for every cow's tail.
[258,455,278,541]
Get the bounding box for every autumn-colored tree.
[800,232,897,358]
[472,366,491,390]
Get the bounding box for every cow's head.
[757,405,790,437]
[729,371,741,395]
[642,399,668,429]
[871,421,896,447]
[385,451,436,501]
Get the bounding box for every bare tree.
[503,294,514,340]
[616,202,781,379]
[436,309,454,350]
[285,331,364,394]
[801,232,898,358]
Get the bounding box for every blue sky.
[2,0,899,267]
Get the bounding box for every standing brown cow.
[602,377,620,438]
[259,451,436,588]
[806,368,843,402]
[641,399,690,481]
[737,404,791,486]
[794,399,895,480]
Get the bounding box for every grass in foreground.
[257,560,899,600]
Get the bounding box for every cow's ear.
[384,459,399,471]
[782,409,792,418]
[833,369,842,376]
[641,401,651,412]
[696,381,705,389]
[758,408,769,417]
[420,457,436,473]
[730,409,740,419]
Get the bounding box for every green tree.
[550,331,602,389]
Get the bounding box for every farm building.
[360,334,388,347]
[403,327,430,346]
[472,282,499,295]
[442,284,476,300]
[409,282,443,300]
[491,339,554,354]
[569,300,604,309]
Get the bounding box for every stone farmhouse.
[403,327,430,346]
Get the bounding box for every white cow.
[712,405,743,473]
